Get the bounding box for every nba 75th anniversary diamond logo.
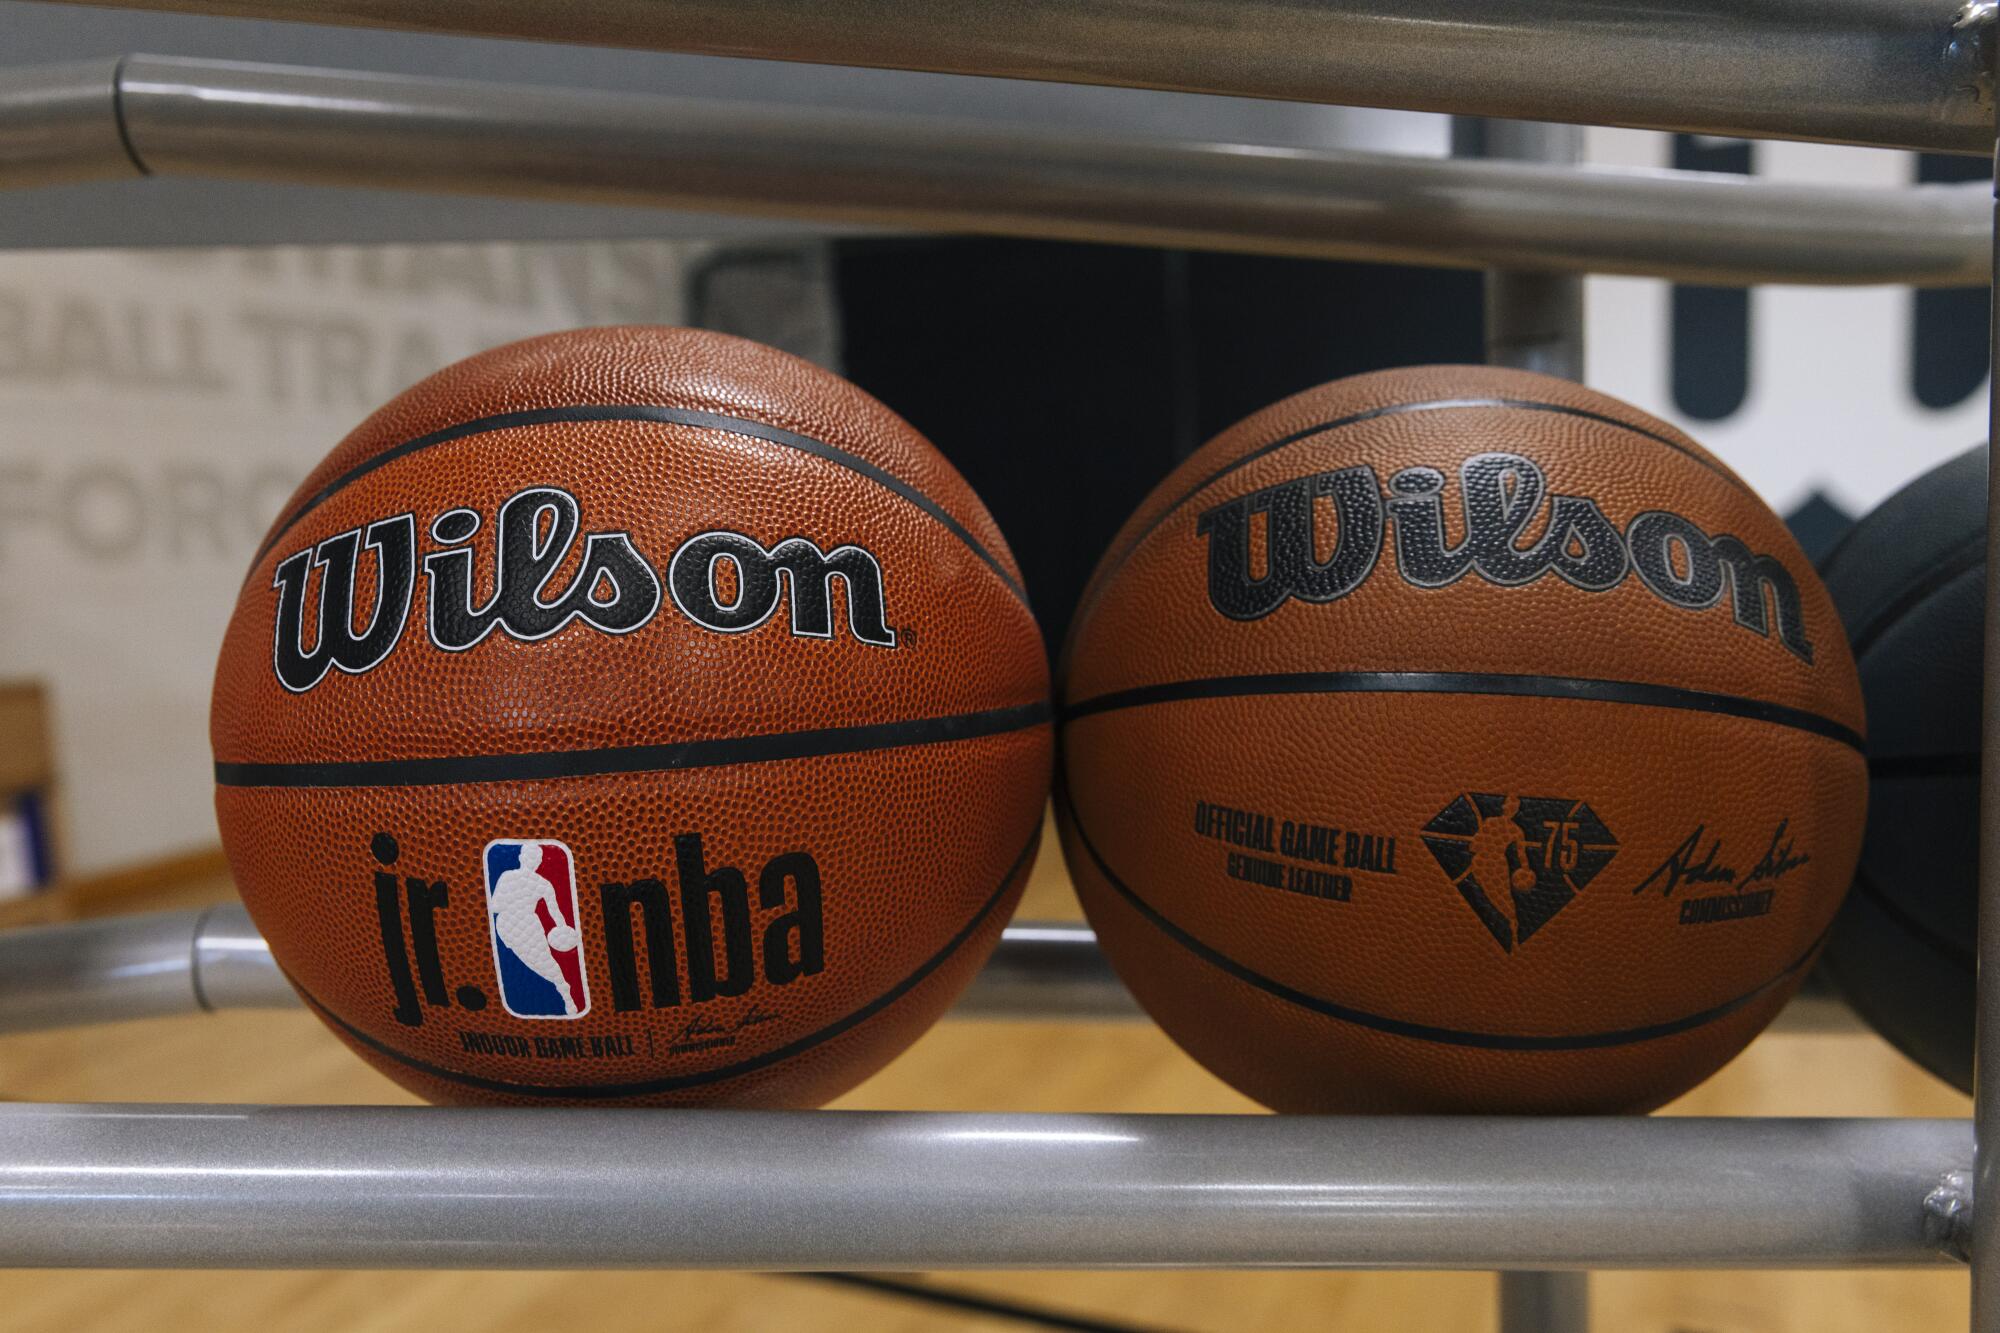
[1421,795,1618,953]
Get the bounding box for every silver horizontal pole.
[38,0,2000,154]
[0,905,1142,1031]
[0,55,1989,285]
[0,903,1869,1033]
[0,905,1859,1033]
[0,56,130,186]
[952,921,1141,1021]
[0,1103,1968,1270]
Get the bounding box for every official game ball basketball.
[212,326,1051,1108]
[1057,365,1866,1114]
[1820,443,1985,1093]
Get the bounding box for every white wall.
[1584,129,1986,516]
[0,242,732,872]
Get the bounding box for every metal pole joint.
[1948,2,1998,122]
[1928,1168,1976,1264]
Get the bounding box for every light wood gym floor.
[0,818,1971,1333]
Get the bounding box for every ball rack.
[0,54,1991,286]
[0,2,1996,1328]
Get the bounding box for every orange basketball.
[212,326,1051,1107]
[1057,366,1865,1114]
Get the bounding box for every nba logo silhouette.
[482,839,590,1019]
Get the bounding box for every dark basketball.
[1819,443,1984,1093]
[1057,365,1867,1114]
[212,326,1052,1107]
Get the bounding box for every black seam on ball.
[251,403,1029,607]
[1062,671,1862,753]
[1071,395,1751,633]
[1059,784,1829,1052]
[1842,533,1984,660]
[216,701,1050,788]
[1847,866,1975,973]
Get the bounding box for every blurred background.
[0,1,1983,1328]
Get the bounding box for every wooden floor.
[0,822,1972,1332]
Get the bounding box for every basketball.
[1057,365,1867,1114]
[211,326,1052,1108]
[1819,444,1984,1093]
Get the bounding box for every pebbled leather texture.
[212,326,1052,1108]
[1058,364,1866,1114]
[1819,442,1985,1094]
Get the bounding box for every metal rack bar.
[0,907,1862,1035]
[1,56,1985,284]
[1970,119,2000,1333]
[0,906,1142,1032]
[0,1104,1966,1270]
[37,0,1999,154]
[0,0,1983,1304]
[1481,116,1591,1333]
[1499,1271,1591,1333]
[1480,119,1587,380]
[0,55,129,185]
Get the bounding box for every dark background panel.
[1913,152,1992,412]
[834,238,1484,653]
[1669,135,1753,423]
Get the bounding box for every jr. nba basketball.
[1057,365,1865,1114]
[212,326,1052,1107]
